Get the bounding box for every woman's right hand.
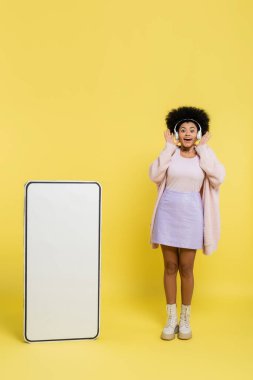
[164,129,177,145]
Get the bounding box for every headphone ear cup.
[197,131,202,140]
[175,132,179,140]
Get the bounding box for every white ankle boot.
[178,304,192,339]
[160,303,179,340]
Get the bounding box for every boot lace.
[166,313,177,328]
[180,311,190,328]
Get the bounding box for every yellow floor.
[1,293,253,380]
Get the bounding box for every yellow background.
[1,0,252,378]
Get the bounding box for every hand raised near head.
[197,131,211,145]
[164,129,177,146]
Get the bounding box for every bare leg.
[178,248,196,305]
[161,245,179,304]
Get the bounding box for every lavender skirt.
[152,188,204,250]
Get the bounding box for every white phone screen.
[24,181,101,342]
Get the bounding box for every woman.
[148,106,225,341]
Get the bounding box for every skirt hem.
[151,239,202,250]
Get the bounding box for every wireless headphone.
[174,118,202,140]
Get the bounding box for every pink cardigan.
[149,142,226,255]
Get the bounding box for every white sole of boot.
[160,324,179,340]
[178,331,192,339]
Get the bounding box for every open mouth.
[183,138,192,142]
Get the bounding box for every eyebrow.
[180,127,196,130]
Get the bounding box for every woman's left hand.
[197,131,211,145]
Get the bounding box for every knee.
[164,261,178,275]
[179,263,193,278]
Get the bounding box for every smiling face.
[178,121,198,148]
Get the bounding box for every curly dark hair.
[165,106,210,135]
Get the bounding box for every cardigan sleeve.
[195,144,226,190]
[149,142,177,186]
